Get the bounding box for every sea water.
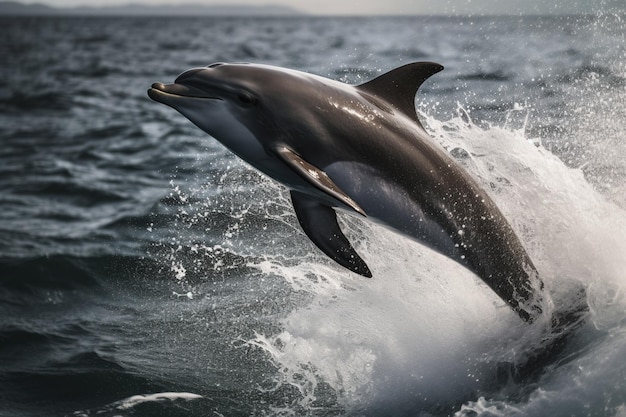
[0,14,624,417]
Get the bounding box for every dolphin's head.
[149,63,272,162]
[148,63,323,168]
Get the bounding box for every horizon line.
[2,1,625,17]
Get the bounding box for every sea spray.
[238,109,626,415]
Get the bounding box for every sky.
[24,0,626,15]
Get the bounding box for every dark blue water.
[1,15,625,417]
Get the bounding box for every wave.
[72,392,205,417]
[1,356,164,417]
[0,90,74,113]
[14,181,128,207]
[0,254,169,302]
[0,256,105,294]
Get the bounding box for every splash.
[243,108,626,415]
[152,95,625,416]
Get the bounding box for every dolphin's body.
[149,62,546,322]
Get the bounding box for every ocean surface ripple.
[1,15,625,417]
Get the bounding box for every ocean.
[0,14,625,417]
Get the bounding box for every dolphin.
[148,62,546,323]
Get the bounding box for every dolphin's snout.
[147,84,167,103]
[148,82,190,105]
[148,78,222,102]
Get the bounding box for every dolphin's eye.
[237,93,257,107]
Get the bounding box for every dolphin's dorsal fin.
[357,62,444,124]
[276,146,366,217]
[290,191,372,278]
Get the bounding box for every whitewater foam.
[242,110,626,415]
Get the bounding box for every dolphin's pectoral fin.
[357,61,444,127]
[291,191,372,278]
[276,146,366,217]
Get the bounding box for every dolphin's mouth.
[148,82,222,104]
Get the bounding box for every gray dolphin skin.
[148,62,546,323]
